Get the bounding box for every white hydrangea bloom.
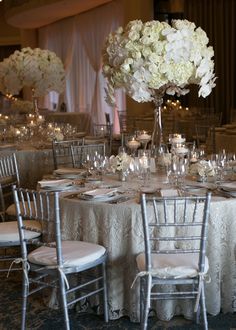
[0,47,65,97]
[102,19,216,106]
[189,160,215,177]
[109,152,132,172]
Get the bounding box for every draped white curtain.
[38,0,124,132]
[184,0,236,123]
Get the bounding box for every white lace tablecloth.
[59,175,236,322]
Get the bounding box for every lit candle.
[171,134,186,144]
[29,120,36,127]
[137,131,151,142]
[127,138,140,150]
[37,115,44,123]
[175,146,189,155]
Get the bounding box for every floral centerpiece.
[0,47,65,115]
[102,19,216,149]
[189,160,215,181]
[109,151,132,181]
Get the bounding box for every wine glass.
[126,136,140,157]
[138,149,151,186]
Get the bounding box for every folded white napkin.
[220,182,236,192]
[160,189,179,197]
[38,179,72,188]
[82,188,117,199]
[54,168,86,175]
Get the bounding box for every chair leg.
[102,262,109,322]
[200,283,208,330]
[141,276,151,330]
[140,277,145,327]
[195,303,201,324]
[21,276,28,330]
[58,271,70,330]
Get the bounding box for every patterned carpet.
[1,273,236,330]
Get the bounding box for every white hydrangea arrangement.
[0,47,65,97]
[109,152,132,172]
[189,160,215,177]
[102,19,216,105]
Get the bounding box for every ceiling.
[5,0,112,29]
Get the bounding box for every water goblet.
[126,136,140,157]
[138,149,151,186]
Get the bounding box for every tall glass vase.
[31,89,40,117]
[151,103,164,150]
[151,96,168,169]
[32,97,40,117]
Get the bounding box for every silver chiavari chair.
[71,143,106,168]
[135,192,211,330]
[13,186,109,330]
[52,138,84,170]
[0,153,41,273]
[0,153,20,221]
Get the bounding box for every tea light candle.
[171,134,186,144]
[190,156,198,163]
[29,120,36,127]
[37,115,44,123]
[137,132,151,142]
[175,146,189,155]
[127,138,140,150]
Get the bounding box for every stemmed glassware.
[210,150,227,183]
[126,136,140,157]
[138,149,151,186]
[168,156,188,189]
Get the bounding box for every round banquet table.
[58,174,236,322]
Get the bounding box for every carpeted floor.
[1,273,236,330]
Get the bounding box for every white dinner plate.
[42,184,74,192]
[78,187,118,201]
[184,186,208,196]
[220,182,236,192]
[54,168,87,179]
[77,193,118,202]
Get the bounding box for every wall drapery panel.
[38,0,124,132]
[184,0,235,123]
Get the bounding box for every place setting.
[38,178,83,192]
[53,167,87,179]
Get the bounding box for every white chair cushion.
[136,253,209,279]
[6,201,36,217]
[28,241,106,267]
[0,220,41,243]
